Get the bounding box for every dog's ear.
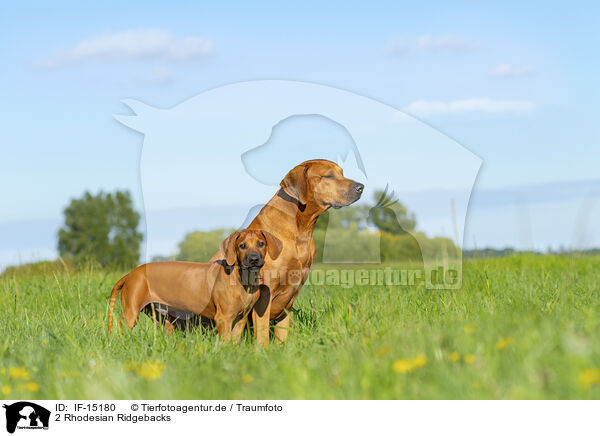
[261,230,283,261]
[280,164,308,205]
[221,232,240,266]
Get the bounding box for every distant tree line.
[462,247,600,259]
[171,188,457,265]
[462,248,517,259]
[50,189,600,271]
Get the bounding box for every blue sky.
[1,1,599,267]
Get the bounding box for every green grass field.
[1,255,598,399]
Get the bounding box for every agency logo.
[2,402,50,434]
[116,80,481,289]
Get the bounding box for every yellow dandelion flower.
[578,368,600,388]
[412,354,427,368]
[42,339,48,344]
[449,351,461,362]
[465,354,476,364]
[464,323,478,333]
[136,361,164,380]
[8,367,30,380]
[25,382,39,392]
[392,359,414,374]
[1,385,11,396]
[393,355,427,374]
[496,338,515,350]
[242,374,253,384]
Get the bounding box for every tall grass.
[0,255,598,399]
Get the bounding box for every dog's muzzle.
[332,182,364,208]
[243,252,264,270]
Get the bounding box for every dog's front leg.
[274,314,290,344]
[230,317,247,344]
[215,312,233,342]
[252,284,271,347]
[252,306,270,347]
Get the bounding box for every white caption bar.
[1,400,596,435]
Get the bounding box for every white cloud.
[387,34,478,55]
[38,29,214,68]
[488,64,535,78]
[405,98,534,116]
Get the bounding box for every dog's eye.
[257,241,265,248]
[323,174,335,179]
[239,243,247,249]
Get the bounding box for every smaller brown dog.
[107,229,282,342]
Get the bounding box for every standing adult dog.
[108,229,281,342]
[212,159,364,345]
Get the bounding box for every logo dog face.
[3,402,50,434]
[280,159,364,210]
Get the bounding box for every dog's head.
[280,159,364,210]
[221,229,282,271]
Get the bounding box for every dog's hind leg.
[120,282,146,330]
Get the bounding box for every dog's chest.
[294,234,315,268]
[236,288,260,313]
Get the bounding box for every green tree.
[315,205,370,232]
[58,191,142,267]
[177,228,234,262]
[313,205,370,262]
[313,187,425,264]
[367,188,416,235]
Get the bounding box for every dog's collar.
[216,259,234,275]
[277,188,306,212]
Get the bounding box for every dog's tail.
[108,274,128,333]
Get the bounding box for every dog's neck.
[251,188,325,241]
[276,188,306,212]
[238,266,261,294]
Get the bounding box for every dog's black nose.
[354,183,364,194]
[248,253,261,265]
